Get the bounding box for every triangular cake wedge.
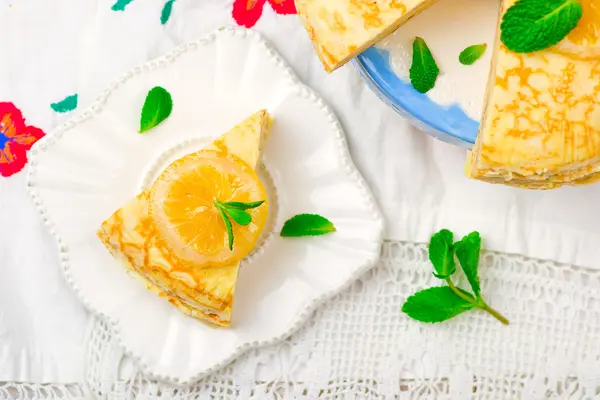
[467,0,600,189]
[98,110,271,326]
[296,0,438,72]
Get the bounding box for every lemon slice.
[553,0,600,59]
[150,150,268,267]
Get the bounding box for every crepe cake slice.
[467,0,600,189]
[98,110,272,326]
[296,0,439,72]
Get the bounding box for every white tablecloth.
[3,0,600,397]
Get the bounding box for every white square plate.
[26,27,384,384]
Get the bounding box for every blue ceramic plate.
[354,0,500,149]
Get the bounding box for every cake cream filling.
[473,156,600,183]
[102,239,231,324]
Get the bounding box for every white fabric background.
[78,0,600,270]
[85,242,600,399]
[0,0,94,383]
[2,0,600,390]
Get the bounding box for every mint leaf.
[140,86,173,133]
[409,37,440,94]
[402,286,475,323]
[459,44,487,65]
[224,200,265,210]
[51,94,78,113]
[500,0,583,53]
[455,232,482,297]
[224,208,252,226]
[429,229,456,279]
[214,200,265,249]
[217,208,234,251]
[161,0,176,24]
[280,214,336,237]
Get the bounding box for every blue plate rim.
[354,47,479,148]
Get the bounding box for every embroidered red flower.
[232,0,297,28]
[0,102,45,178]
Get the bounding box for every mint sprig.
[140,86,173,133]
[280,214,336,237]
[500,0,583,53]
[402,229,509,325]
[409,37,440,94]
[459,44,487,65]
[214,200,265,250]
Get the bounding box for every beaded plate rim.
[25,26,385,385]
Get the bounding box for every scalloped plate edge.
[26,26,385,385]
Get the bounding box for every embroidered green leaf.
[409,37,440,94]
[500,0,583,53]
[455,232,482,297]
[459,44,487,65]
[111,0,134,11]
[161,0,176,24]
[280,214,336,237]
[139,86,173,133]
[429,229,456,279]
[50,94,78,113]
[402,286,476,323]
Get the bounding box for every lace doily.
[81,241,600,399]
[0,383,86,400]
